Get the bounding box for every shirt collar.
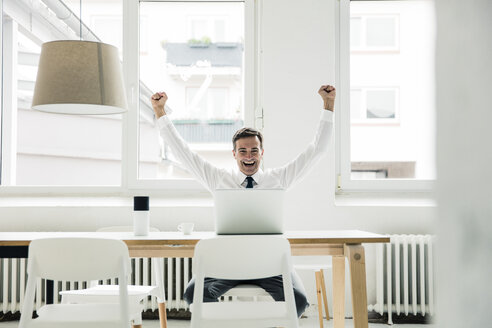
[234,168,264,186]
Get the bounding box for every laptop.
[213,189,285,235]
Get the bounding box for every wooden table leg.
[158,302,168,328]
[345,244,368,328]
[332,256,345,328]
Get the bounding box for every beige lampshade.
[32,40,128,115]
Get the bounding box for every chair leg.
[158,301,168,328]
[315,271,324,328]
[320,269,330,320]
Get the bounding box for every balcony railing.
[172,119,244,143]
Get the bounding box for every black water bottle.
[133,196,149,236]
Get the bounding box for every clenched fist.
[318,85,336,111]
[151,92,168,118]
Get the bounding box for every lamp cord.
[79,0,82,40]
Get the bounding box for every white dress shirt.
[157,110,333,191]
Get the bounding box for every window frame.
[335,0,434,194]
[0,0,257,195]
[125,0,256,192]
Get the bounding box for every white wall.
[0,0,437,313]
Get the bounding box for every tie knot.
[245,176,254,189]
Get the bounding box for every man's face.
[233,136,264,176]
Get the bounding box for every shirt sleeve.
[272,109,334,189]
[157,116,221,190]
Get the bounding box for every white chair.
[190,235,299,328]
[19,237,131,328]
[59,226,167,328]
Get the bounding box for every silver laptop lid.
[213,189,285,235]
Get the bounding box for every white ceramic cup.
[177,222,194,235]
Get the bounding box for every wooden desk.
[0,230,389,328]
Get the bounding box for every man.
[151,85,336,317]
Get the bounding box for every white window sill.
[335,191,436,207]
[0,192,435,209]
[0,195,214,208]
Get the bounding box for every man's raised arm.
[150,91,221,191]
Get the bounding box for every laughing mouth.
[242,160,256,167]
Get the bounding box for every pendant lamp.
[31,40,128,115]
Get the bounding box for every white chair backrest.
[97,226,159,232]
[28,238,131,282]
[96,226,165,302]
[193,235,292,280]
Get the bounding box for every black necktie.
[245,176,254,188]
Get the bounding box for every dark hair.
[232,127,263,150]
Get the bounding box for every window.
[1,0,123,186]
[350,87,399,122]
[138,1,248,181]
[0,0,252,191]
[337,0,436,191]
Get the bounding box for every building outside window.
[338,0,436,191]
[138,1,246,180]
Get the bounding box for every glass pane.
[1,0,123,186]
[366,17,396,47]
[209,88,228,118]
[64,1,123,55]
[350,1,436,180]
[350,89,362,120]
[215,20,226,42]
[191,19,208,40]
[350,17,362,48]
[92,17,123,53]
[366,89,395,119]
[139,2,245,180]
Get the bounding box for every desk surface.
[0,230,389,246]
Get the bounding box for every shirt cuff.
[157,115,172,129]
[320,109,334,122]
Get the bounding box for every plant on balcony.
[188,36,212,48]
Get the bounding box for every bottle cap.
[134,196,149,211]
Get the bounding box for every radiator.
[368,234,436,324]
[0,257,193,314]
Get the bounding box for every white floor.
[0,318,435,328]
